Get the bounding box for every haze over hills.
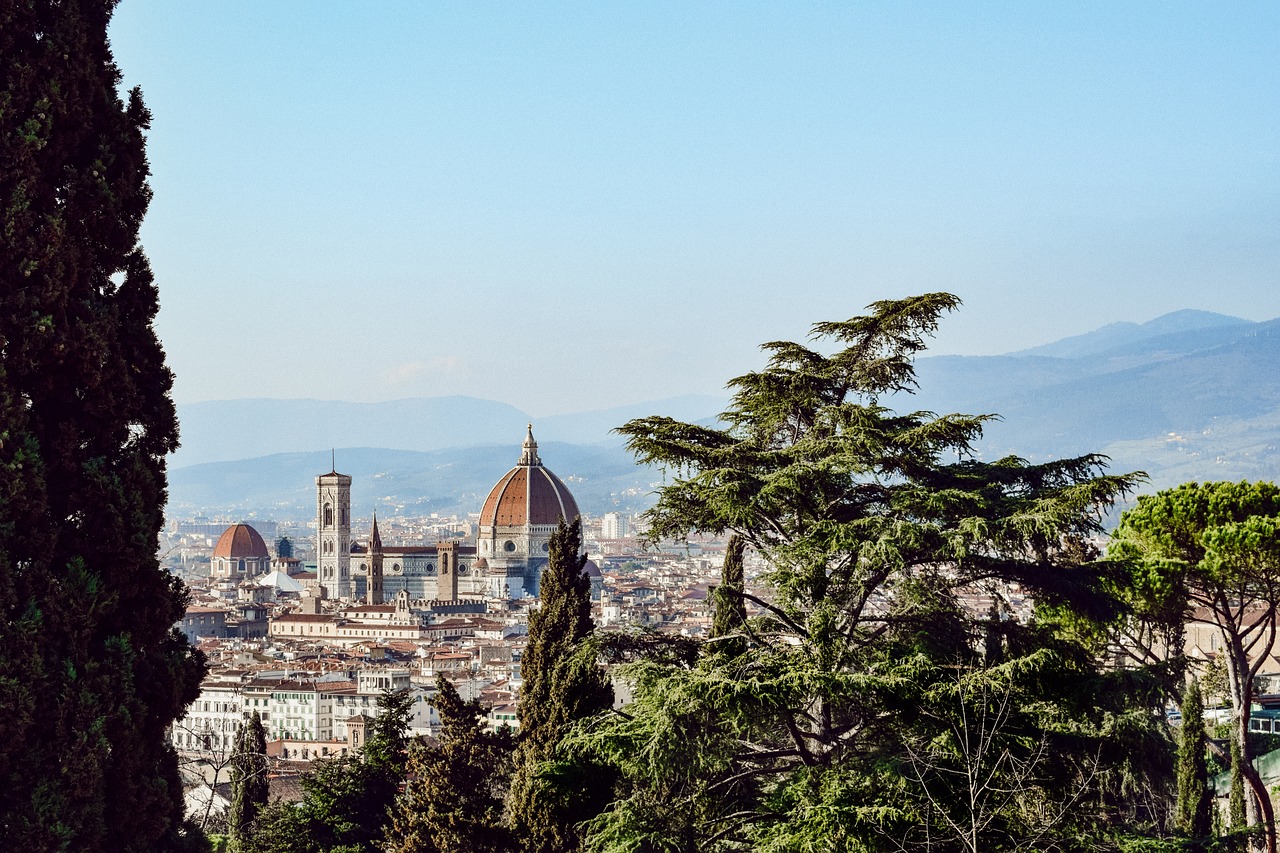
[170,311,1280,520]
[170,394,726,469]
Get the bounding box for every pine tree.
[0,2,205,850]
[579,295,1157,850]
[508,517,613,853]
[387,674,515,853]
[229,712,270,849]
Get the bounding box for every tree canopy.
[509,517,614,853]
[576,294,1162,851]
[242,689,413,853]
[228,711,270,850]
[1,1,205,849]
[388,674,515,853]
[1110,481,1280,853]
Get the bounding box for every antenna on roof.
[332,448,336,471]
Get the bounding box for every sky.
[107,2,1280,416]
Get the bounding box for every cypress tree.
[228,712,270,849]
[1176,678,1211,841]
[508,517,613,853]
[0,1,205,850]
[1232,734,1248,838]
[707,534,747,659]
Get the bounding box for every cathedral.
[317,426,581,603]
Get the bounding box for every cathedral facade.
[317,426,580,603]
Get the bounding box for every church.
[317,426,582,603]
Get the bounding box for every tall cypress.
[0,2,204,850]
[1176,678,1211,841]
[708,534,747,659]
[229,712,270,849]
[508,517,613,853]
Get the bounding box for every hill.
[168,310,1280,519]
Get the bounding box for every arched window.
[324,503,333,527]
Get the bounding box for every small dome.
[213,523,269,560]
[479,426,579,528]
[583,559,602,578]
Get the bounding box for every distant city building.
[210,523,271,580]
[179,605,228,643]
[316,468,352,599]
[601,511,630,539]
[338,426,583,602]
[476,425,580,598]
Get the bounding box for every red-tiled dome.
[479,426,579,528]
[212,523,269,560]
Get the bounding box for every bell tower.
[368,511,384,605]
[316,462,352,600]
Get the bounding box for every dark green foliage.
[579,295,1162,850]
[228,712,269,849]
[509,517,614,853]
[1232,736,1247,834]
[1175,679,1211,841]
[0,1,205,849]
[707,534,747,660]
[1110,482,1280,851]
[241,690,412,853]
[387,674,515,853]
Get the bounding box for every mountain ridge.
[170,310,1280,519]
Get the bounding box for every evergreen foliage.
[387,674,515,853]
[1175,679,1211,842]
[508,517,614,853]
[242,689,412,853]
[708,534,747,659]
[575,294,1165,850]
[228,712,269,850]
[0,1,205,849]
[1110,481,1280,852]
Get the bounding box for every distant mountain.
[170,310,1280,521]
[167,442,665,520]
[908,312,1280,492]
[1012,309,1250,359]
[170,394,726,468]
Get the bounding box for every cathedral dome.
[213,523,270,560]
[479,426,579,528]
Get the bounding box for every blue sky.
[108,2,1280,415]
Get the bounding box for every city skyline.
[109,2,1280,415]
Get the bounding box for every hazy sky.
[108,2,1280,416]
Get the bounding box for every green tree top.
[509,517,613,853]
[618,293,1141,625]
[516,517,612,754]
[1,1,204,849]
[1110,481,1280,853]
[586,294,1153,850]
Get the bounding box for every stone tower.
[367,511,384,605]
[316,465,352,599]
[437,540,460,602]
